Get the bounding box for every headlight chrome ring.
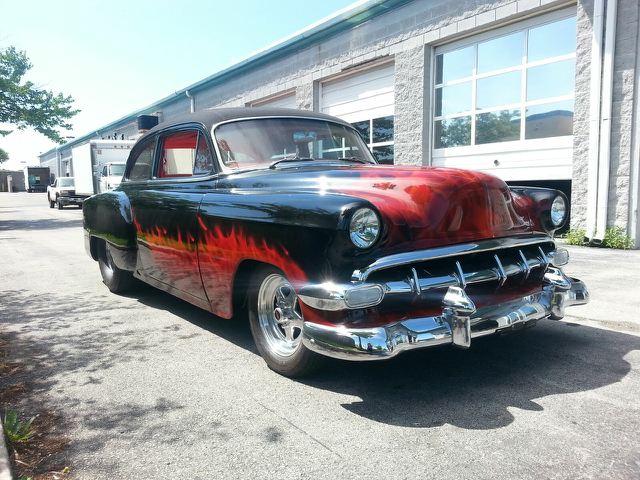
[550,195,567,227]
[349,208,380,249]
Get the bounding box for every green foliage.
[0,46,79,144]
[564,228,587,246]
[2,409,35,445]
[0,147,7,164]
[602,226,634,250]
[475,110,520,145]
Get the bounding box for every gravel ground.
[1,192,639,480]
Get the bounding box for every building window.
[351,116,394,164]
[433,15,576,151]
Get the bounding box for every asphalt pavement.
[1,192,639,479]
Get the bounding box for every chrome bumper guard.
[301,270,589,360]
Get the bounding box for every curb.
[0,419,12,480]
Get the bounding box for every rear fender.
[83,191,137,270]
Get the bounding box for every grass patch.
[563,228,587,246]
[2,409,35,446]
[602,227,634,250]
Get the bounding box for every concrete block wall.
[609,0,638,229]
[570,0,593,230]
[571,0,639,240]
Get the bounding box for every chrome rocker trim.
[301,268,589,361]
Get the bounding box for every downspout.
[595,0,618,240]
[586,0,618,242]
[585,0,605,240]
[185,90,195,113]
[628,13,640,247]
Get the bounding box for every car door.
[123,125,216,309]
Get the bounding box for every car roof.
[138,107,353,142]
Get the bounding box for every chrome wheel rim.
[257,273,303,357]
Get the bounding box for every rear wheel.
[48,194,55,208]
[248,266,320,377]
[97,240,137,293]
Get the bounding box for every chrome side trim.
[351,235,553,282]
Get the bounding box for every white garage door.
[321,63,395,164]
[250,93,297,109]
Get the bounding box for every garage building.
[39,0,640,246]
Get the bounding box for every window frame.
[431,8,577,157]
[124,123,219,184]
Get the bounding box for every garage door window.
[433,15,576,150]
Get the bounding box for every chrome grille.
[359,237,554,297]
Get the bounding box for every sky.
[0,0,358,170]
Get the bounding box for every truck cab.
[47,177,88,209]
[98,162,126,193]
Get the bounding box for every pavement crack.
[252,397,343,459]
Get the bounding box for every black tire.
[97,240,137,293]
[48,195,55,208]
[247,265,321,377]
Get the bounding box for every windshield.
[109,164,126,176]
[59,178,74,187]
[213,118,375,170]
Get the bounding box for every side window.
[194,132,214,175]
[128,139,155,181]
[157,130,214,178]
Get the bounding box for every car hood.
[222,164,534,251]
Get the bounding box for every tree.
[0,148,8,165]
[0,46,79,145]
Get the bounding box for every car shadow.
[3,285,638,433]
[133,285,639,430]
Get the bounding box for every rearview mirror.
[293,131,317,143]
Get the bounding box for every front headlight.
[550,195,567,227]
[349,208,380,248]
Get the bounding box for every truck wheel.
[247,266,320,377]
[57,200,63,210]
[48,195,55,208]
[97,240,137,293]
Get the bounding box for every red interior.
[159,132,197,178]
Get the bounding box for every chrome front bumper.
[300,271,589,361]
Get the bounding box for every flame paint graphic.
[198,218,308,318]
[133,214,307,319]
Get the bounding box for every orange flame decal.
[132,214,307,319]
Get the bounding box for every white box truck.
[71,140,134,196]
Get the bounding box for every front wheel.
[248,266,320,377]
[97,240,137,293]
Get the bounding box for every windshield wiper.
[269,157,315,169]
[337,157,368,164]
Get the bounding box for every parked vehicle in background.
[98,162,126,193]
[23,166,50,192]
[72,140,134,196]
[83,108,589,377]
[47,177,88,209]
